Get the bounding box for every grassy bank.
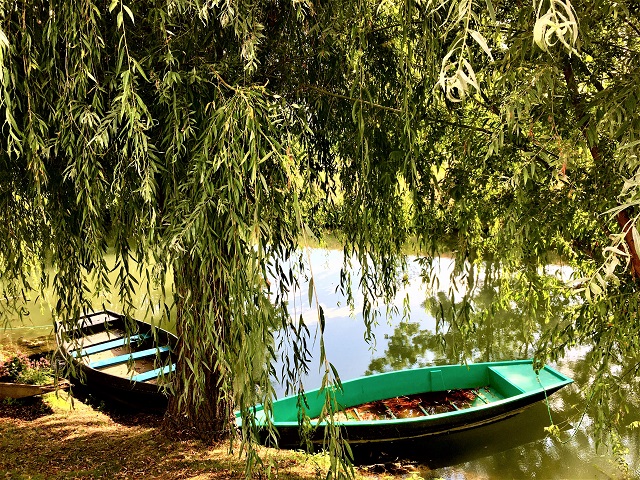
[0,337,432,479]
[0,337,428,480]
[1,391,424,479]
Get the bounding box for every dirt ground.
[0,392,319,479]
[0,338,425,480]
[0,392,426,480]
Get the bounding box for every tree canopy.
[2,0,640,476]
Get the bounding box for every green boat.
[241,360,573,447]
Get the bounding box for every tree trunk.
[163,258,233,441]
[616,209,640,278]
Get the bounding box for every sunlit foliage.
[2,0,640,476]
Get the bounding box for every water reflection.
[275,250,638,479]
[3,248,640,478]
[366,272,571,373]
[0,253,171,345]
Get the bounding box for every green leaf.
[319,305,325,333]
[131,59,148,81]
[469,30,493,61]
[329,363,343,390]
[123,4,135,24]
[0,29,9,49]
[485,0,496,23]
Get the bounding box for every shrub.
[0,353,53,385]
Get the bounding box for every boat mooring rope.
[538,371,594,444]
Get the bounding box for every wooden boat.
[241,360,573,447]
[0,379,70,400]
[55,310,176,409]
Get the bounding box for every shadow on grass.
[0,396,54,421]
[66,384,165,428]
[0,398,329,480]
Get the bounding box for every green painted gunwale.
[243,360,573,429]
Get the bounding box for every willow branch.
[623,15,640,38]
[300,84,497,136]
[210,68,238,93]
[425,117,493,135]
[300,84,402,114]
[563,55,640,278]
[469,95,565,171]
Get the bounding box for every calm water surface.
[2,248,639,479]
[276,250,640,479]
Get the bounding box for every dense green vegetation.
[2,0,640,476]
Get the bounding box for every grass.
[0,334,434,479]
[0,391,427,479]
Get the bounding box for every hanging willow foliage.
[3,0,640,476]
[0,0,413,476]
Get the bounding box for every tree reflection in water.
[367,271,570,373]
[361,268,640,478]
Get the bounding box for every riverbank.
[0,338,427,480]
[0,391,427,479]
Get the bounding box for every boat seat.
[130,363,175,382]
[487,366,527,396]
[489,364,564,393]
[88,346,171,369]
[73,334,148,358]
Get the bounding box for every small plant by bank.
[0,352,53,385]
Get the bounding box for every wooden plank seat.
[73,334,148,358]
[131,363,175,382]
[88,346,171,369]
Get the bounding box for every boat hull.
[245,360,573,447]
[0,380,69,400]
[55,311,176,410]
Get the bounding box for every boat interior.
[59,312,175,384]
[264,361,570,423]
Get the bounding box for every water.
[0,253,169,345]
[2,248,639,478]
[274,249,639,479]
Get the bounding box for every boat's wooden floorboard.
[84,345,134,364]
[317,388,491,422]
[89,345,171,383]
[471,386,505,406]
[66,329,127,350]
[97,356,158,379]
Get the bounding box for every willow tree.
[0,0,413,463]
[2,0,640,472]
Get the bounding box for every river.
[2,248,639,479]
